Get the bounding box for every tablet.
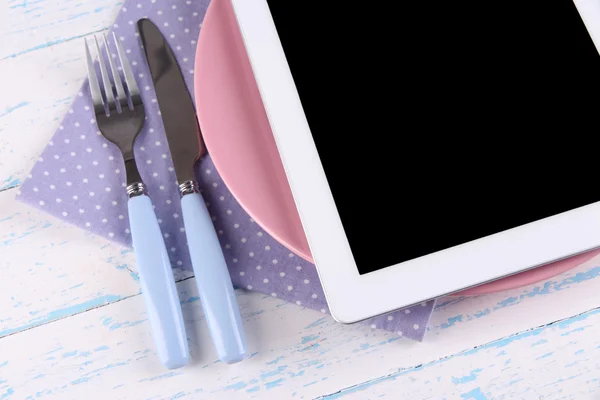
[231,0,600,323]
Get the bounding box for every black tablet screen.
[265,0,600,274]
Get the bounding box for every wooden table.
[2,1,600,399]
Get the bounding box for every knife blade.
[138,18,248,364]
[138,18,201,185]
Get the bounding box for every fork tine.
[102,33,128,111]
[113,32,141,107]
[94,35,117,111]
[85,39,106,115]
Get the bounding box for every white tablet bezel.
[230,0,600,323]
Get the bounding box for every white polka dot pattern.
[16,0,434,341]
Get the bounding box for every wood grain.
[321,307,600,399]
[0,39,88,191]
[0,0,120,60]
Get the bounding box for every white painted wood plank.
[0,279,363,400]
[1,250,600,399]
[322,308,600,399]
[0,0,120,60]
[0,186,138,338]
[0,38,92,190]
[425,253,600,352]
[0,187,191,338]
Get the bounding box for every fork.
[85,34,189,369]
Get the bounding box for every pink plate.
[194,0,312,263]
[193,0,600,295]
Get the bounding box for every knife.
[138,18,247,364]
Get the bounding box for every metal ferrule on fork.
[178,180,200,197]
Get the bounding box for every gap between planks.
[0,185,19,195]
[0,261,198,342]
[316,305,600,399]
[0,183,198,338]
[1,28,110,61]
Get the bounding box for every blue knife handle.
[128,194,189,369]
[181,191,247,364]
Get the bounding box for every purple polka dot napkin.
[16,0,434,341]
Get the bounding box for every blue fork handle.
[181,192,247,364]
[128,194,189,369]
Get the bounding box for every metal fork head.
[85,33,145,161]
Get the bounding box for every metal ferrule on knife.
[127,181,148,198]
[178,180,200,197]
